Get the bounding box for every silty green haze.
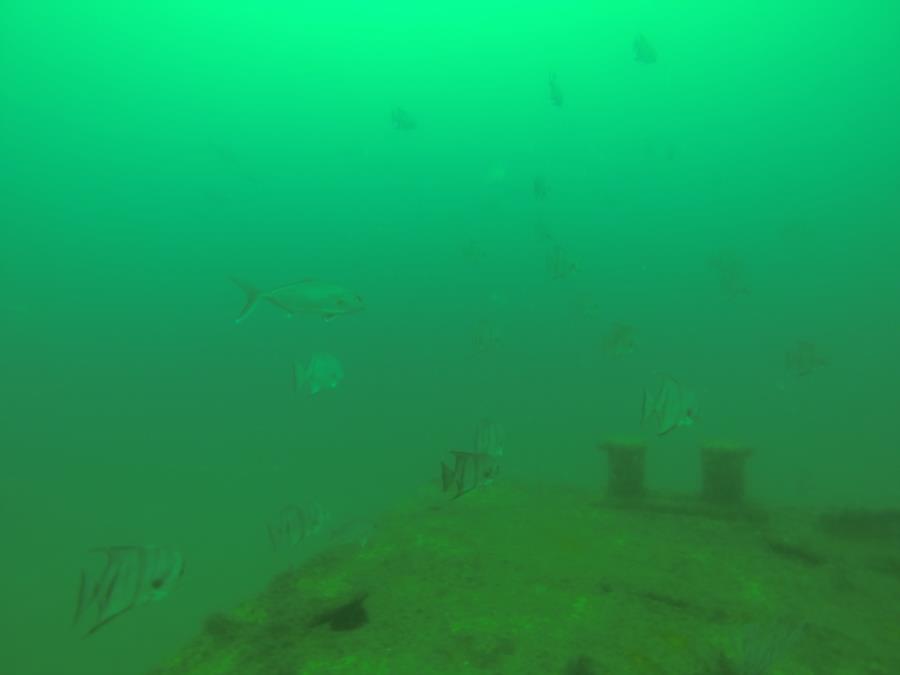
[1,1,899,674]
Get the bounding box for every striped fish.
[74,545,184,636]
[642,375,697,436]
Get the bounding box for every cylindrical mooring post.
[599,438,647,500]
[701,443,753,505]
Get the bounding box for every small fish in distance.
[391,107,417,131]
[602,323,637,357]
[473,319,503,354]
[546,244,577,280]
[548,72,564,107]
[786,341,828,376]
[533,176,549,200]
[634,34,658,64]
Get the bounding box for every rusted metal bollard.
[701,443,753,506]
[599,438,647,500]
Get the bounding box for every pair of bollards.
[598,439,753,506]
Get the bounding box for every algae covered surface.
[150,483,900,675]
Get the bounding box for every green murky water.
[1,2,898,673]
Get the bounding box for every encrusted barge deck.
[150,483,900,675]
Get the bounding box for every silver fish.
[294,353,344,395]
[74,545,184,636]
[574,291,601,317]
[534,214,554,242]
[268,503,327,552]
[461,240,485,267]
[473,319,503,353]
[546,244,577,280]
[601,323,636,357]
[533,175,549,200]
[641,375,697,436]
[391,106,417,131]
[230,278,364,323]
[441,451,500,499]
[786,341,828,376]
[634,34,658,65]
[268,505,307,551]
[708,249,750,298]
[548,72,564,107]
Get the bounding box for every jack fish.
[231,278,364,323]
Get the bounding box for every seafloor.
[149,482,900,675]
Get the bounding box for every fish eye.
[151,577,165,590]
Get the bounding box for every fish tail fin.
[230,277,263,323]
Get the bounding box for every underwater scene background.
[1,1,898,674]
